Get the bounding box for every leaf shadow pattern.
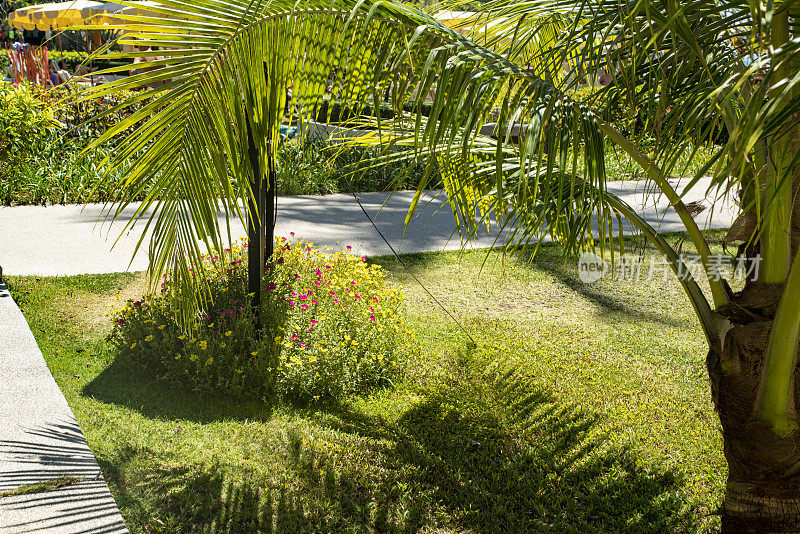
[515,245,694,329]
[97,361,705,533]
[316,367,699,533]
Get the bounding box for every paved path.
[0,179,738,276]
[0,282,128,533]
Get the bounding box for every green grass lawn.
[6,234,728,533]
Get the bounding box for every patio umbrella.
[8,3,63,30]
[30,1,108,30]
[9,1,162,31]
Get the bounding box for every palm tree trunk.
[707,317,800,533]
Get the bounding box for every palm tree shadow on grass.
[82,359,274,424]
[515,244,695,329]
[93,362,706,532]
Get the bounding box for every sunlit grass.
[7,231,727,532]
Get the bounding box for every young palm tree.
[86,0,800,530]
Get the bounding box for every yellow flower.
[250,351,259,356]
[220,342,226,348]
[225,330,232,337]
[290,356,300,364]
[308,356,317,363]
[145,335,153,342]
[208,323,215,328]
[178,335,186,340]
[190,354,198,361]
[205,357,213,365]
[174,354,181,360]
[158,324,165,330]
[130,342,137,349]
[198,340,208,350]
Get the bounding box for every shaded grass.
[6,233,726,532]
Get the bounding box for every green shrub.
[313,99,434,124]
[0,83,145,205]
[0,82,60,182]
[110,239,412,402]
[276,138,441,194]
[0,133,134,205]
[276,139,338,195]
[48,50,133,73]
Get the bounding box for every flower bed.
[110,238,413,402]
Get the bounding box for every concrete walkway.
[0,283,128,533]
[0,179,738,276]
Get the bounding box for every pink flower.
[350,281,356,285]
[333,298,339,303]
[312,300,318,305]
[301,304,309,310]
[315,269,322,278]
[290,232,295,236]
[372,296,379,302]
[370,315,376,321]
[355,295,362,300]
[346,246,352,250]
[330,290,336,296]
[291,334,299,341]
[325,265,331,269]
[361,257,366,262]
[308,327,314,332]
[299,295,307,300]
[310,319,318,324]
[295,274,301,279]
[133,301,142,307]
[266,283,276,291]
[289,301,295,306]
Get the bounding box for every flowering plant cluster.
[110,237,412,401]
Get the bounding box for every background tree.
[86,0,800,530]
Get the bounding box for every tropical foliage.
[84,0,800,529]
[111,238,409,401]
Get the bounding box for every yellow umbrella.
[9,1,162,31]
[8,3,63,31]
[30,1,107,30]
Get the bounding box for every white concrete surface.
[0,283,128,533]
[0,179,738,277]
